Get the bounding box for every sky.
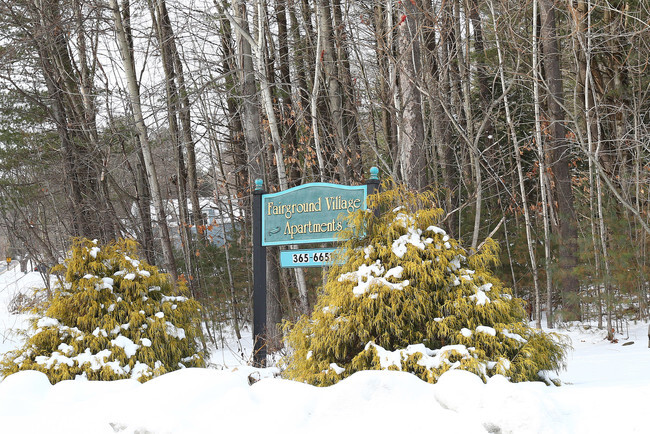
[0,264,649,434]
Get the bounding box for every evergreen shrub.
[1,238,205,383]
[283,183,568,386]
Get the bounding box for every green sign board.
[261,183,367,246]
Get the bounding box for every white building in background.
[190,198,243,246]
[133,197,244,248]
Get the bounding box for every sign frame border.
[261,182,368,246]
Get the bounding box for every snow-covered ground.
[0,264,648,433]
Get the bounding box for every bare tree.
[109,0,177,281]
[396,0,426,191]
[539,0,580,320]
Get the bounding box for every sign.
[279,248,343,268]
[261,183,367,246]
[251,168,379,367]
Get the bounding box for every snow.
[36,317,60,328]
[165,322,186,339]
[328,363,345,375]
[338,260,409,296]
[89,246,100,258]
[476,326,497,336]
[111,335,140,358]
[1,265,650,433]
[367,342,473,371]
[97,277,114,291]
[74,349,113,371]
[426,225,447,235]
[503,328,527,343]
[470,289,491,305]
[392,227,429,257]
[384,265,404,279]
[92,327,108,337]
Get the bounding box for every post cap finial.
[254,179,264,191]
[369,166,379,181]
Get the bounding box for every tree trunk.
[135,161,156,264]
[26,0,116,243]
[109,0,177,281]
[397,0,426,191]
[332,0,363,182]
[531,0,554,328]
[492,0,542,328]
[435,2,459,237]
[266,246,283,349]
[316,0,346,181]
[275,0,301,185]
[539,0,580,320]
[372,2,398,172]
[154,0,204,235]
[148,0,197,293]
[233,0,265,183]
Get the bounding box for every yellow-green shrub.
[283,183,568,386]
[1,238,205,383]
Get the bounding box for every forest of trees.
[0,0,648,349]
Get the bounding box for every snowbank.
[1,266,650,433]
[0,363,648,434]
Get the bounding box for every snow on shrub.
[283,183,568,386]
[1,238,205,383]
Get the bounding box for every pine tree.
[1,238,205,383]
[283,183,568,386]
